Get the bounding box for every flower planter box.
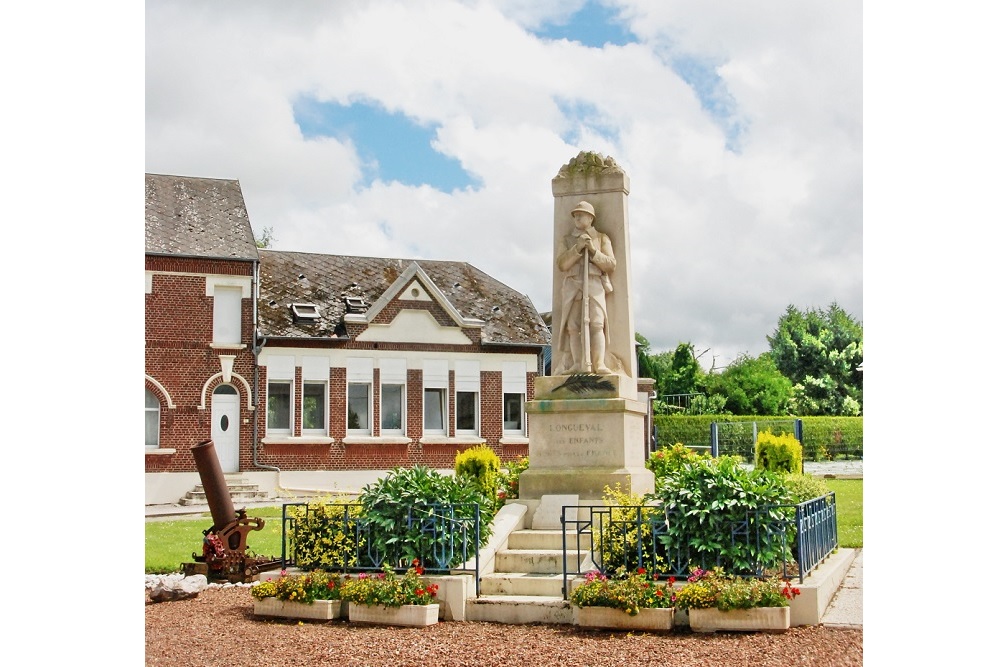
[253,598,341,621]
[573,606,675,632]
[348,602,439,627]
[688,606,790,633]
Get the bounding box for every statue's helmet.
[571,201,595,218]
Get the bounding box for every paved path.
[820,548,862,629]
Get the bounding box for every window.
[502,361,527,435]
[456,391,479,434]
[347,357,374,434]
[381,383,404,433]
[213,285,242,344]
[348,383,371,432]
[379,358,406,435]
[454,360,479,435]
[503,393,524,432]
[423,360,449,435]
[267,381,292,434]
[302,382,327,434]
[424,387,447,433]
[145,388,160,448]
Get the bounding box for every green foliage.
[358,466,493,568]
[454,445,502,511]
[664,342,704,396]
[646,443,709,492]
[686,393,730,416]
[286,496,364,571]
[653,415,863,462]
[754,429,803,474]
[593,485,664,573]
[250,570,342,603]
[673,567,801,611]
[707,353,793,416]
[780,473,831,505]
[499,456,529,501]
[570,568,675,615]
[339,562,439,607]
[653,456,794,573]
[767,303,863,415]
[254,225,276,248]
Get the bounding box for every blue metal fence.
[280,501,481,595]
[560,493,838,597]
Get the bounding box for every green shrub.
[454,444,501,510]
[499,456,529,501]
[286,495,364,571]
[646,442,709,491]
[755,429,803,474]
[358,465,493,568]
[781,473,831,504]
[653,456,793,574]
[592,484,664,573]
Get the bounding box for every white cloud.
[146,0,862,368]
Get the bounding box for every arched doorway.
[211,384,240,472]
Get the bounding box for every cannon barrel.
[191,439,237,531]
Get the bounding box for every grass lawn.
[825,479,862,548]
[145,507,285,574]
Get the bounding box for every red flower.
[637,567,646,575]
[668,576,676,585]
[655,589,664,597]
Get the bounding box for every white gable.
[356,310,473,345]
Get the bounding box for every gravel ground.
[145,586,862,666]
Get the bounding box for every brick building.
[145,173,550,504]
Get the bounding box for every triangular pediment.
[357,262,485,330]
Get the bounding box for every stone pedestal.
[519,375,654,502]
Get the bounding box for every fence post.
[710,421,719,457]
[794,419,804,474]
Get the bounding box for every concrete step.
[507,529,592,551]
[494,548,587,574]
[480,572,568,597]
[464,595,572,625]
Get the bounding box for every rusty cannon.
[182,439,282,583]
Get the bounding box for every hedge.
[653,415,863,461]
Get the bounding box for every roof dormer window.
[344,297,369,314]
[291,302,320,322]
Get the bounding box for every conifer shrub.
[755,429,803,474]
[454,444,501,510]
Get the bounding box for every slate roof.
[258,250,551,346]
[145,173,259,261]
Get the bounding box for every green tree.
[767,303,863,415]
[707,353,793,416]
[255,226,277,248]
[664,342,702,396]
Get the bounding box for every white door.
[211,385,240,472]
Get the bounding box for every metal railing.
[560,493,838,597]
[279,501,481,595]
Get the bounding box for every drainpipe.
[250,258,282,487]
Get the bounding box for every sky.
[144,0,863,372]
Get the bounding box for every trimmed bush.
[755,429,803,474]
[454,444,501,510]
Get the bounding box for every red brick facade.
[146,257,541,475]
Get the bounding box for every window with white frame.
[267,381,292,434]
[380,359,406,435]
[455,360,480,435]
[502,361,527,434]
[347,358,373,434]
[212,285,242,345]
[302,356,330,436]
[145,388,160,448]
[423,359,449,435]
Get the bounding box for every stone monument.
[517,151,654,520]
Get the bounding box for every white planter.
[253,598,341,621]
[348,602,440,627]
[573,606,675,632]
[688,606,790,633]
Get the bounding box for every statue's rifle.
[582,236,592,373]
